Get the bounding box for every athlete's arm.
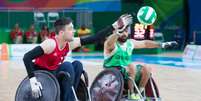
[131,39,178,49]
[104,31,120,52]
[69,37,81,50]
[23,39,56,78]
[131,39,160,49]
[69,14,133,50]
[69,25,114,50]
[40,39,56,54]
[80,25,114,45]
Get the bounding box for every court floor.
[0,52,201,101]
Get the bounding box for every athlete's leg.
[127,63,136,93]
[138,64,151,92]
[57,62,75,101]
[72,60,84,89]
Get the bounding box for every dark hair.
[54,17,72,34]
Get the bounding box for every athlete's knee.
[72,60,82,64]
[72,60,83,67]
[62,61,74,68]
[141,65,151,76]
[60,62,75,79]
[127,63,136,75]
[72,60,83,72]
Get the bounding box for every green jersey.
[104,39,134,68]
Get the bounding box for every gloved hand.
[113,29,123,36]
[112,14,133,32]
[161,41,178,49]
[29,76,43,99]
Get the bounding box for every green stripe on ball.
[137,6,157,25]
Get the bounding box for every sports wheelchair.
[90,66,161,101]
[15,70,90,101]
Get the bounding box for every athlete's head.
[118,26,129,43]
[54,17,75,42]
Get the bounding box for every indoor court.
[0,52,201,101]
[0,0,201,101]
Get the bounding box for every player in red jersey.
[23,15,133,101]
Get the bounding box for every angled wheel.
[145,77,161,101]
[76,79,89,101]
[90,69,124,101]
[15,70,60,101]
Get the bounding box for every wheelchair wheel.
[39,70,61,101]
[90,69,124,101]
[15,70,60,101]
[76,79,89,101]
[122,77,162,101]
[144,77,161,101]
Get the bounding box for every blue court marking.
[72,55,201,69]
[9,55,201,69]
[131,55,184,68]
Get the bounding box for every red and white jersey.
[34,37,69,70]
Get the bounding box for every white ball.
[137,6,157,25]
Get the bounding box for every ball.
[137,6,157,25]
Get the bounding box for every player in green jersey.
[103,25,177,99]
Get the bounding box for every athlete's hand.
[161,41,178,49]
[112,14,133,32]
[113,28,124,36]
[29,77,43,99]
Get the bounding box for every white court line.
[78,60,102,66]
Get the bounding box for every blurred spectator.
[10,23,23,44]
[76,25,92,52]
[77,24,91,37]
[25,24,38,43]
[39,24,49,42]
